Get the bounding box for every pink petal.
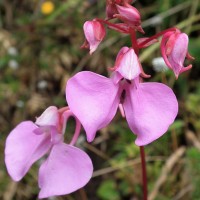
[93,21,106,41]
[106,4,118,19]
[83,21,105,54]
[66,71,120,142]
[115,4,141,26]
[116,48,141,80]
[160,32,174,70]
[110,71,123,84]
[33,126,63,145]
[83,21,97,54]
[115,46,129,67]
[123,82,178,146]
[168,33,188,77]
[5,121,51,181]
[38,143,93,198]
[35,106,59,127]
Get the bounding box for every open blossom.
[82,20,106,54]
[66,48,178,146]
[5,106,93,199]
[161,31,193,78]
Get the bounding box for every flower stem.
[60,108,81,146]
[69,118,81,146]
[129,28,151,78]
[96,18,129,33]
[129,28,139,55]
[140,146,148,200]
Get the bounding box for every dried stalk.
[148,147,186,200]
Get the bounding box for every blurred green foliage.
[186,148,200,199]
[97,179,120,200]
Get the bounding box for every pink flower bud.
[106,3,118,18]
[82,20,106,54]
[114,3,141,28]
[111,46,141,80]
[161,31,194,78]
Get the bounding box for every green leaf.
[97,180,120,200]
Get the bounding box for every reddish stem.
[60,109,81,145]
[129,28,139,55]
[139,27,178,48]
[129,28,151,78]
[69,118,81,146]
[140,146,147,200]
[96,18,128,33]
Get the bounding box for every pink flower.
[161,31,193,78]
[82,20,106,54]
[5,106,93,199]
[66,49,178,146]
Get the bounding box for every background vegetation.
[0,0,200,199]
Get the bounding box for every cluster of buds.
[5,1,194,199]
[106,0,142,29]
[82,1,193,78]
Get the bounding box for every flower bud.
[106,3,118,18]
[82,20,106,54]
[114,4,141,28]
[161,31,193,78]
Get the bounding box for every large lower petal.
[38,143,93,198]
[5,121,51,181]
[66,71,120,142]
[123,82,178,146]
